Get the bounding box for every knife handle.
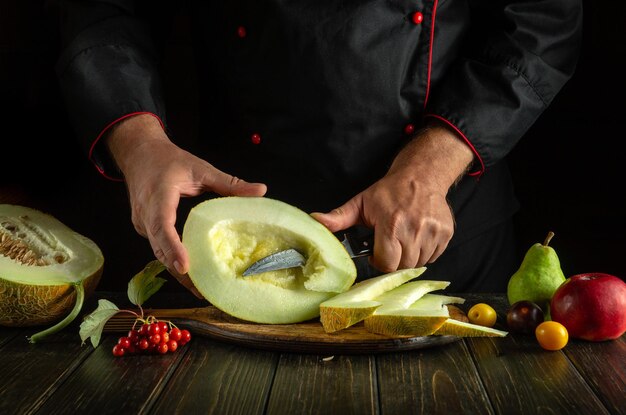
[343,229,374,258]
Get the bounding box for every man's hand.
[312,121,474,273]
[106,114,267,296]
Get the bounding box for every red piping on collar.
[425,114,485,177]
[423,0,439,108]
[89,112,164,181]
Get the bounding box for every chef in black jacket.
[55,0,582,294]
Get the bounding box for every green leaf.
[127,260,167,307]
[79,299,120,348]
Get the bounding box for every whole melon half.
[0,205,103,340]
[182,197,357,324]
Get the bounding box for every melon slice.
[0,205,104,342]
[433,319,509,337]
[369,280,451,314]
[319,268,426,333]
[364,292,464,336]
[182,197,357,324]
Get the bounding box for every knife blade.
[242,229,374,276]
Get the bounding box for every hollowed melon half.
[182,197,357,324]
[0,205,104,338]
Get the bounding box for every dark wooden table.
[1,292,624,415]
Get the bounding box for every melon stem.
[28,282,85,343]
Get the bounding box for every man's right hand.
[106,113,267,297]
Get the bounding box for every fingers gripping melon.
[182,197,357,324]
[0,205,103,341]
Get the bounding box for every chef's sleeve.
[55,0,169,179]
[425,0,583,176]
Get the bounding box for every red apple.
[550,273,626,341]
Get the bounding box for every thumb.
[311,198,362,232]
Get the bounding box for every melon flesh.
[0,204,103,328]
[433,319,508,337]
[319,268,426,332]
[182,197,357,324]
[364,292,464,336]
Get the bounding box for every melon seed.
[0,217,68,266]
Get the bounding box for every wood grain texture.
[266,354,377,415]
[150,338,278,415]
[104,306,462,354]
[376,341,494,415]
[0,326,23,347]
[0,330,94,415]
[2,292,622,415]
[33,335,187,415]
[564,336,626,415]
[465,295,611,415]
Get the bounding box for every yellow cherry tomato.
[467,303,497,327]
[535,321,569,351]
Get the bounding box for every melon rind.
[364,292,463,337]
[182,197,357,324]
[433,319,509,337]
[0,205,104,327]
[319,268,426,332]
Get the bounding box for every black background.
[1,1,624,292]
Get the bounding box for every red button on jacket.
[411,12,424,25]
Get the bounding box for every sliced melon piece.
[182,197,357,324]
[370,280,450,314]
[0,205,103,342]
[365,291,462,336]
[413,293,466,309]
[433,319,508,337]
[319,268,426,333]
[364,308,449,337]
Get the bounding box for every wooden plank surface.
[0,292,623,415]
[563,336,626,415]
[0,329,94,415]
[0,326,23,348]
[465,295,611,415]
[266,353,377,415]
[33,335,188,415]
[151,339,278,415]
[376,341,494,415]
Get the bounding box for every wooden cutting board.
[104,306,466,354]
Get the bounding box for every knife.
[242,229,374,276]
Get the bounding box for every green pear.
[507,232,566,312]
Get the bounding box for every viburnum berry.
[138,338,150,350]
[112,344,125,357]
[111,316,192,357]
[179,329,192,345]
[169,327,182,342]
[157,342,169,354]
[158,321,169,333]
[148,323,160,336]
[149,334,161,344]
[138,324,150,337]
[128,330,139,342]
[117,336,131,349]
[126,344,137,355]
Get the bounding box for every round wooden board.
[146,306,465,354]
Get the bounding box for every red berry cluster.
[112,319,191,357]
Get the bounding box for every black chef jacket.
[54,0,582,290]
